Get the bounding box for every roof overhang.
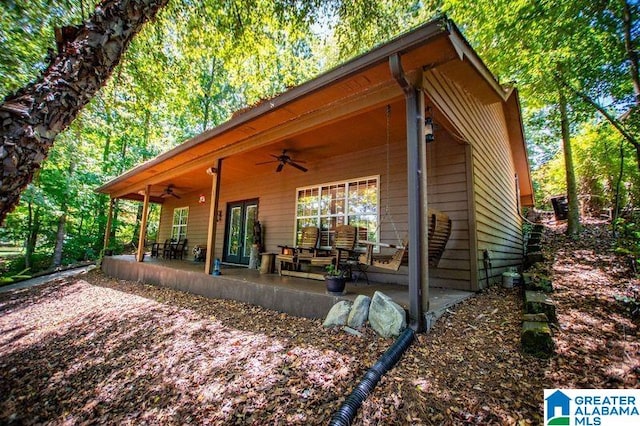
[504,89,535,207]
[96,16,533,205]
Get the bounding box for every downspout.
[390,53,423,332]
[329,328,415,425]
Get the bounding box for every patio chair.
[150,242,160,258]
[309,225,357,271]
[171,239,188,260]
[276,226,319,274]
[161,239,172,259]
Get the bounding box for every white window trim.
[171,206,189,241]
[295,175,380,249]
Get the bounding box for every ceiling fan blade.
[276,163,284,172]
[289,161,308,172]
[171,193,181,199]
[256,160,279,165]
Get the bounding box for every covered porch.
[96,18,534,332]
[101,254,472,329]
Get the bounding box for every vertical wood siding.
[424,69,523,289]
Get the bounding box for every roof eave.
[96,18,452,194]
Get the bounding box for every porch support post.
[390,53,424,332]
[136,185,151,262]
[418,89,429,313]
[205,159,222,275]
[102,198,114,253]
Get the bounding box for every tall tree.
[0,0,169,224]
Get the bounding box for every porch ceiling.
[108,93,410,201]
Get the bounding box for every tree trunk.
[25,203,41,270]
[559,91,581,236]
[201,57,217,132]
[623,0,640,105]
[132,202,144,245]
[51,209,67,267]
[559,75,640,170]
[0,0,169,225]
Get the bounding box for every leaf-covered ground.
[0,221,638,425]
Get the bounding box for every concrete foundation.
[101,255,473,328]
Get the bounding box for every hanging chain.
[384,105,402,245]
[385,104,391,215]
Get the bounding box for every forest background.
[1,0,639,277]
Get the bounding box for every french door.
[223,199,258,265]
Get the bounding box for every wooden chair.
[357,209,451,270]
[276,226,319,273]
[150,242,160,258]
[161,239,172,259]
[427,210,451,267]
[171,239,188,260]
[310,225,358,271]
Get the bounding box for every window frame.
[295,176,379,249]
[171,207,189,241]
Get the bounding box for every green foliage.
[0,251,50,277]
[612,216,640,286]
[325,263,344,277]
[614,294,640,319]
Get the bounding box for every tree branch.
[0,0,169,224]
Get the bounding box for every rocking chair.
[309,225,358,270]
[276,226,319,274]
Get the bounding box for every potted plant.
[325,264,346,293]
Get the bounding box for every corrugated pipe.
[329,328,415,425]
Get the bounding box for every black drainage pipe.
[329,327,415,426]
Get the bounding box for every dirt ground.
[0,221,638,425]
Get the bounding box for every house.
[545,390,571,420]
[96,17,533,329]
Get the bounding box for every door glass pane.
[243,204,257,257]
[228,206,241,256]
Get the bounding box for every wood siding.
[153,66,530,293]
[426,132,472,290]
[154,122,474,290]
[424,69,523,289]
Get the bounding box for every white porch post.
[205,159,222,275]
[136,185,151,262]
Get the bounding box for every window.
[296,177,378,248]
[171,207,189,241]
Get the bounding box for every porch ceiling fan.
[256,150,308,173]
[160,184,181,199]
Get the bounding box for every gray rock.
[523,313,549,322]
[368,291,406,338]
[525,291,557,322]
[347,294,371,329]
[342,326,363,337]
[323,301,352,328]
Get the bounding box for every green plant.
[0,267,31,286]
[614,294,640,319]
[325,264,344,278]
